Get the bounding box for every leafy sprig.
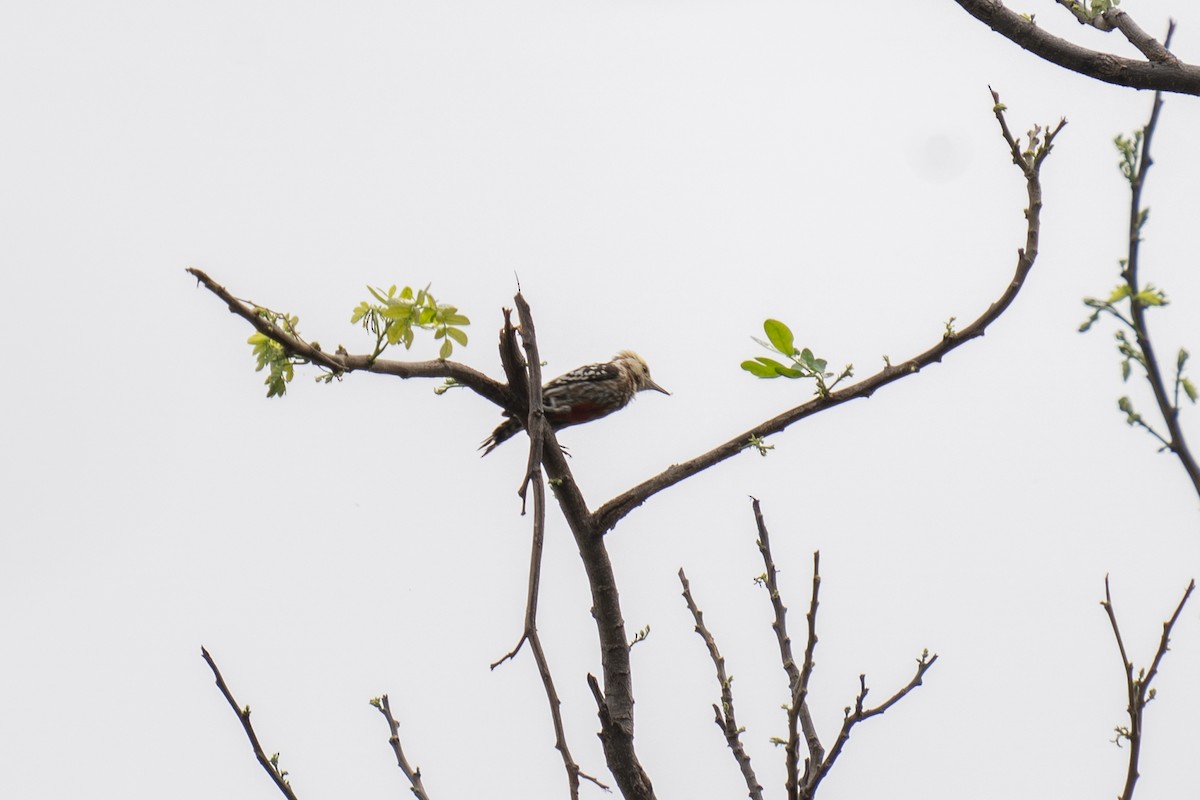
[351,284,470,361]
[741,319,852,398]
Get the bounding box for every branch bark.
[678,568,765,800]
[1115,70,1200,499]
[373,694,433,800]
[1101,576,1195,800]
[201,647,301,800]
[594,94,1066,533]
[954,1,1200,95]
[186,267,515,412]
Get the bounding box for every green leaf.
[439,338,452,359]
[381,305,413,322]
[447,327,468,346]
[1134,288,1167,307]
[444,313,471,326]
[763,319,794,355]
[741,360,779,378]
[1182,377,1198,403]
[754,356,790,371]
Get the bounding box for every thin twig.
[200,647,300,800]
[1115,43,1200,500]
[1101,576,1195,800]
[372,694,432,800]
[594,94,1065,533]
[678,568,765,800]
[806,651,938,799]
[751,499,822,799]
[747,501,937,800]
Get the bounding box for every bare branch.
[200,647,300,800]
[488,304,652,799]
[678,568,765,800]
[489,294,609,799]
[1101,576,1194,800]
[955,1,1200,95]
[595,94,1065,533]
[1051,2,1178,64]
[807,651,938,799]
[751,500,822,798]
[372,695,432,800]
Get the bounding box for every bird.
[480,350,669,455]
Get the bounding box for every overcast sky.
[3,2,1199,798]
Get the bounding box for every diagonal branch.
[200,647,300,800]
[1101,576,1195,800]
[678,568,765,800]
[804,651,938,800]
[186,267,514,411]
[372,694,433,800]
[1052,2,1179,64]
[954,1,1200,95]
[594,95,1066,534]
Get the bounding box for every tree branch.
[489,293,609,799]
[678,568,765,800]
[1101,576,1195,800]
[1115,64,1200,499]
[594,94,1066,533]
[805,651,938,800]
[200,647,300,800]
[371,694,432,800]
[186,267,515,411]
[954,1,1200,95]
[751,500,822,798]
[487,304,655,800]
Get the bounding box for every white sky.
[2,2,1198,798]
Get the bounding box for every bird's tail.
[479,416,524,456]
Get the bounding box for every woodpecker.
[480,350,669,455]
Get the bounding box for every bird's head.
[614,350,670,396]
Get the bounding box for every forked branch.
[682,502,936,800]
[954,1,1200,95]
[1101,576,1195,800]
[489,294,609,799]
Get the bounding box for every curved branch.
[186,267,514,411]
[954,0,1200,95]
[595,97,1066,534]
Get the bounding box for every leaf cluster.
[247,309,302,398]
[352,284,470,361]
[741,319,853,398]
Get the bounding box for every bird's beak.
[647,379,670,396]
